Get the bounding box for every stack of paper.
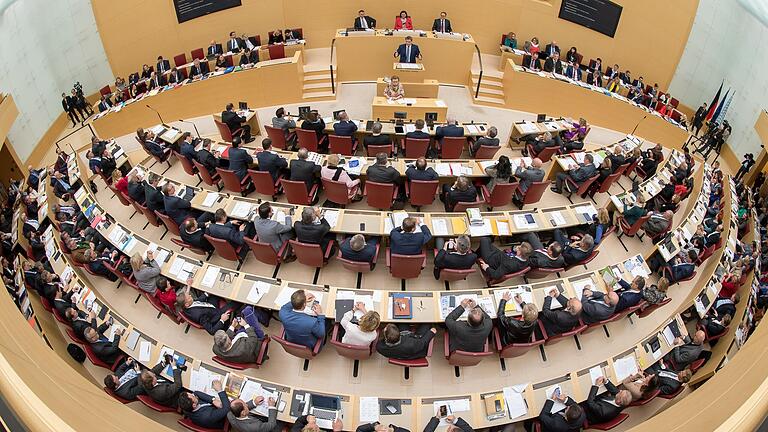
[545,386,567,413]
[202,193,219,207]
[240,380,279,416]
[232,201,252,218]
[190,367,227,397]
[201,266,221,288]
[614,356,639,381]
[359,397,379,422]
[432,218,449,235]
[502,385,528,419]
[468,219,493,237]
[550,211,566,226]
[323,210,340,228]
[435,163,451,176]
[571,278,597,299]
[246,281,271,303]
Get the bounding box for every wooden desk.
[324,119,489,139]
[212,109,261,137]
[371,96,447,122]
[376,78,439,99]
[545,136,643,181]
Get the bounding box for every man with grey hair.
[332,111,358,140]
[340,233,379,267]
[513,157,545,197]
[405,156,438,181]
[434,234,477,279]
[435,116,464,142]
[212,314,265,364]
[553,228,595,266]
[289,147,321,193]
[365,152,404,202]
[642,210,673,238]
[363,121,391,150]
[293,206,334,252]
[470,125,499,156]
[580,286,619,324]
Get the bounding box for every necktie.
[233,39,238,49]
[441,20,445,32]
[362,18,367,29]
[406,46,411,62]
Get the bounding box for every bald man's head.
[532,158,543,168]
[693,330,706,345]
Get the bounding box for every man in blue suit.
[393,36,422,63]
[256,138,288,182]
[162,182,212,226]
[278,290,326,349]
[614,275,645,312]
[435,117,464,142]
[227,136,253,181]
[390,217,431,255]
[340,234,379,268]
[332,111,358,141]
[205,208,250,247]
[565,61,583,81]
[177,379,230,429]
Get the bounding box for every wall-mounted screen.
[173,0,242,23]
[558,0,623,38]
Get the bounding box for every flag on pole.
[711,88,729,123]
[705,81,723,122]
[714,91,734,124]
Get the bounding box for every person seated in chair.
[103,357,144,401]
[322,154,361,201]
[513,157,545,200]
[666,250,697,283]
[652,368,692,396]
[289,147,322,193]
[622,195,647,226]
[445,297,492,352]
[294,206,334,252]
[390,217,431,255]
[222,103,253,142]
[376,323,436,360]
[518,232,565,269]
[178,132,197,163]
[476,239,532,280]
[552,153,596,194]
[663,330,708,370]
[340,234,379,268]
[553,229,594,266]
[539,289,582,336]
[440,176,478,211]
[614,275,646,313]
[278,289,325,349]
[497,293,539,345]
[332,111,358,141]
[253,202,294,254]
[196,138,222,176]
[363,122,391,150]
[433,235,476,279]
[84,326,124,365]
[366,152,403,197]
[206,208,252,248]
[700,313,731,338]
[140,355,186,408]
[300,110,328,151]
[228,136,254,182]
[584,377,632,425]
[470,126,499,156]
[212,311,266,364]
[272,107,297,149]
[178,379,230,430]
[525,131,560,155]
[175,286,233,335]
[406,157,438,181]
[641,210,673,238]
[340,302,380,346]
[256,138,288,182]
[435,117,464,146]
[189,58,210,78]
[227,396,280,432]
[538,389,585,432]
[162,182,212,227]
[580,287,619,324]
[181,219,214,252]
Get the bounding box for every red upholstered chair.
[364,181,398,210]
[441,137,466,159]
[544,321,587,346]
[204,234,245,267]
[524,267,564,281]
[178,418,224,432]
[173,150,200,179]
[567,249,599,270]
[84,345,125,371]
[388,330,434,379]
[481,266,530,287]
[493,323,546,358]
[636,297,671,318]
[136,202,164,232]
[214,119,243,143]
[248,169,282,200]
[192,160,222,190]
[515,180,550,209]
[386,248,426,279]
[265,125,292,150]
[216,167,253,196]
[564,173,599,203]
[404,138,430,158]
[444,333,493,369]
[144,292,181,324]
[281,179,319,205]
[272,328,323,370]
[155,211,181,237]
[137,394,178,413]
[616,214,651,251]
[295,128,326,152]
[613,163,630,177]
[212,336,270,370]
[336,240,380,274]
[173,53,187,67]
[629,389,660,407]
[623,158,640,179]
[104,387,134,404]
[99,85,112,97]
[698,321,729,344]
[453,198,485,213]
[405,180,438,210]
[66,328,88,345]
[267,44,285,60]
[289,240,335,268]
[527,144,559,162]
[109,184,131,207]
[330,323,376,377]
[583,413,629,430]
[658,385,685,400]
[244,237,289,267]
[481,182,518,210]
[322,178,353,207]
[367,144,393,157]
[329,135,358,156]
[474,145,500,159]
[190,48,205,60]
[592,172,622,197]
[437,267,476,282]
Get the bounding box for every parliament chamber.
[2,1,768,432]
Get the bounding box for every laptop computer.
[239,101,248,110]
[298,106,311,120]
[309,394,341,429]
[536,113,547,123]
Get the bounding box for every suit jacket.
[144,183,164,213]
[432,18,452,32]
[622,204,646,226]
[227,38,245,52]
[227,401,279,432]
[206,222,246,246]
[184,294,225,335]
[196,149,218,174]
[146,363,183,408]
[98,100,112,112]
[181,226,213,251]
[254,217,293,251]
[569,163,596,184]
[148,75,167,89]
[340,237,378,263]
[471,136,500,155]
[562,243,593,266]
[354,15,376,29]
[366,164,402,185]
[608,154,626,172]
[445,186,478,209]
[113,362,145,400]
[363,134,390,148]
[145,139,166,158]
[256,151,288,181]
[667,262,692,284]
[523,55,542,70]
[289,159,321,191]
[278,302,325,348]
[300,118,326,141]
[186,390,230,429]
[222,110,247,134]
[544,44,560,57]
[514,166,545,194]
[529,249,565,269]
[163,195,192,226]
[168,70,185,84]
[406,166,438,181]
[539,397,584,432]
[72,315,109,341]
[714,297,736,318]
[669,342,703,369]
[540,295,579,335]
[497,300,537,345]
[584,381,623,424]
[294,218,331,249]
[565,65,583,81]
[228,147,253,180]
[615,280,644,312]
[376,330,435,360]
[91,334,122,365]
[434,250,477,278]
[333,120,358,137]
[239,51,259,65]
[395,43,420,63]
[156,59,171,75]
[445,305,491,352]
[390,226,431,255]
[581,291,616,324]
[435,124,464,141]
[213,327,263,364]
[655,370,682,395]
[208,44,223,57]
[543,58,564,74]
[189,62,210,77]
[424,416,473,432]
[405,130,431,141]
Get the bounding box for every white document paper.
[202,266,221,288]
[359,397,380,422]
[550,211,566,226]
[502,386,528,419]
[496,220,510,236]
[469,219,493,237]
[432,218,449,235]
[571,278,597,300]
[169,257,184,276]
[435,163,451,176]
[614,356,639,382]
[323,210,340,228]
[202,192,219,207]
[589,366,604,385]
[545,386,567,413]
[662,327,676,346]
[138,340,152,362]
[247,281,270,303]
[232,201,252,218]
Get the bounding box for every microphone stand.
[631,115,647,136]
[146,105,165,125]
[177,119,201,138]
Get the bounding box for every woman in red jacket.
[394,10,413,30]
[112,171,128,195]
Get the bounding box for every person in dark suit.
[586,70,603,87]
[227,31,245,52]
[580,287,618,324]
[189,58,210,78]
[206,208,249,247]
[607,146,626,173]
[476,238,532,280]
[294,206,333,251]
[663,330,707,370]
[470,126,499,156]
[62,92,81,126]
[84,326,123,365]
[222,103,253,142]
[565,62,582,81]
[553,229,594,266]
[140,355,185,408]
[434,235,477,279]
[340,234,378,267]
[539,289,582,336]
[538,390,585,432]
[445,298,491,352]
[393,36,421,63]
[666,250,697,283]
[196,139,221,175]
[714,293,738,318]
[155,56,171,75]
[701,314,731,339]
[440,176,477,211]
[614,275,645,312]
[256,138,288,181]
[544,40,560,57]
[68,308,109,341]
[178,132,197,163]
[692,103,707,135]
[161,182,196,226]
[354,9,376,29]
[432,12,452,32]
[278,290,325,349]
[167,68,185,84]
[552,153,596,193]
[140,129,169,159]
[377,324,436,360]
[103,358,145,401]
[405,119,431,142]
[406,157,438,181]
[653,369,692,395]
[366,153,403,198]
[424,416,472,432]
[238,48,259,66]
[207,40,223,57]
[228,397,280,432]
[300,111,328,150]
[435,117,464,143]
[147,71,167,90]
[497,293,539,345]
[332,111,358,140]
[518,231,565,269]
[363,122,391,150]
[97,95,112,113]
[584,377,632,425]
[144,174,165,213]
[390,217,431,255]
[289,147,321,192]
[178,380,230,429]
[181,219,213,252]
[228,136,254,181]
[543,51,564,74]
[176,287,232,335]
[523,52,542,70]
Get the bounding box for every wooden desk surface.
[371,96,448,123]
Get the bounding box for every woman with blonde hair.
[642,276,669,304]
[131,251,161,294]
[321,154,361,200]
[340,302,380,345]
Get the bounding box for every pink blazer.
[394,17,413,30]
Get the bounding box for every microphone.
[178,119,201,138]
[145,104,164,125]
[631,115,647,136]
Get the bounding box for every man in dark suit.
[406,119,431,141]
[332,111,358,140]
[476,238,532,281]
[178,132,197,163]
[513,158,545,196]
[289,147,321,192]
[206,208,249,247]
[544,40,560,58]
[434,235,477,279]
[207,40,223,57]
[519,232,566,269]
[97,95,112,112]
[615,275,645,312]
[432,12,452,32]
[583,377,631,425]
[654,369,692,395]
[196,139,220,175]
[354,9,376,30]
[228,136,253,181]
[393,36,421,63]
[565,62,583,81]
[294,207,333,251]
[538,390,585,432]
[167,68,185,84]
[227,31,245,52]
[256,138,288,181]
[539,290,582,336]
[607,146,626,172]
[497,293,539,345]
[377,324,436,360]
[445,298,491,352]
[363,122,391,149]
[366,152,403,199]
[147,71,167,90]
[580,288,618,324]
[714,293,738,318]
[543,51,564,74]
[155,56,171,75]
[84,326,123,365]
[523,52,541,71]
[553,229,594,266]
[140,355,185,408]
[228,397,280,432]
[406,157,438,181]
[176,287,232,335]
[470,126,499,156]
[213,314,265,364]
[340,234,378,268]
[238,48,259,66]
[189,58,210,78]
[162,182,195,226]
[435,117,464,143]
[664,330,707,370]
[68,308,109,341]
[553,153,597,194]
[62,92,81,126]
[142,131,169,159]
[178,380,230,429]
[692,103,707,135]
[222,103,252,142]
[104,358,145,401]
[440,176,478,211]
[181,219,213,252]
[144,174,165,213]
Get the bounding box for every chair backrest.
[485,182,518,208]
[404,138,430,158]
[217,167,246,193]
[295,129,319,152]
[173,53,187,67]
[267,44,285,60]
[596,172,621,194]
[521,180,550,205]
[204,234,241,261]
[538,145,561,163]
[292,28,304,39]
[365,181,396,210]
[289,240,325,267]
[110,185,131,206]
[474,145,500,159]
[573,174,599,195]
[388,251,426,279]
[214,119,235,142]
[155,211,181,236]
[335,240,377,273]
[444,334,492,367]
[281,179,313,205]
[367,144,393,157]
[330,324,375,360]
[137,203,162,227]
[272,329,317,360]
[99,85,111,97]
[173,150,198,177]
[408,180,439,207]
[453,199,484,213]
[190,48,205,60]
[329,135,354,156]
[244,236,280,265]
[438,267,476,282]
[265,125,288,150]
[192,159,219,186]
[624,158,640,178]
[248,169,279,197]
[613,163,630,177]
[321,178,352,206]
[171,237,208,257]
[249,35,262,46]
[623,214,651,236]
[441,136,466,159]
[494,324,545,358]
